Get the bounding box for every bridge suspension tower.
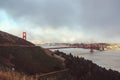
[22,32,26,40]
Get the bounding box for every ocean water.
[42,46,120,72]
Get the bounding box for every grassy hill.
[0,31,64,74]
[0,69,34,80]
[0,31,34,46]
[0,46,64,74]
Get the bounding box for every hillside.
[0,31,64,74]
[0,69,34,80]
[0,31,34,46]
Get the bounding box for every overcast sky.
[0,0,120,43]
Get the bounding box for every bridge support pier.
[90,44,94,53]
[90,48,94,53]
[99,44,104,51]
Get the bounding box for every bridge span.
[45,44,106,52]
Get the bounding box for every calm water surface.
[42,46,120,72]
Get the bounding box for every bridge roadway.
[45,45,105,51]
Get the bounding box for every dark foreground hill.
[0,31,64,74]
[0,46,64,74]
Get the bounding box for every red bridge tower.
[22,32,26,40]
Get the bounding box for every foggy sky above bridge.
[0,0,120,43]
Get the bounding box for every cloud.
[80,0,120,36]
[0,0,120,43]
[0,0,81,28]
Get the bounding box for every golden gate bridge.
[45,44,107,53]
[22,32,107,52]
